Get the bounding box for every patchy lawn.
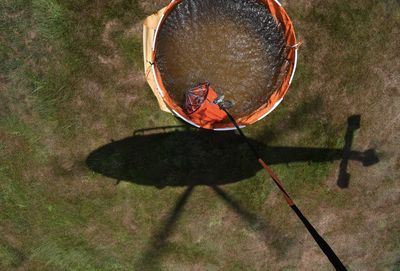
[0,0,399,270]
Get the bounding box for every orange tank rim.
[150,0,298,131]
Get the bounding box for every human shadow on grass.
[86,117,379,188]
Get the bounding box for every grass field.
[0,0,399,270]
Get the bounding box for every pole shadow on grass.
[86,116,379,189]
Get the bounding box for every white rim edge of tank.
[289,48,298,85]
[257,97,283,121]
[257,47,298,121]
[152,0,180,50]
[152,64,164,98]
[171,110,201,128]
[214,126,246,131]
[152,11,165,50]
[173,109,245,131]
[273,0,282,6]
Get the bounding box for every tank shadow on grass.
[86,115,379,188]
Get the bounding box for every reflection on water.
[156,0,287,117]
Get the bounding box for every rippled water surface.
[156,0,287,117]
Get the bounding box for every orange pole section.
[258,158,294,206]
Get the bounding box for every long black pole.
[222,108,347,271]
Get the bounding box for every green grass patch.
[0,242,25,270]
[30,236,125,271]
[117,35,143,67]
[0,0,398,269]
[32,0,70,42]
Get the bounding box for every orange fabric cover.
[188,86,227,129]
[148,0,297,129]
